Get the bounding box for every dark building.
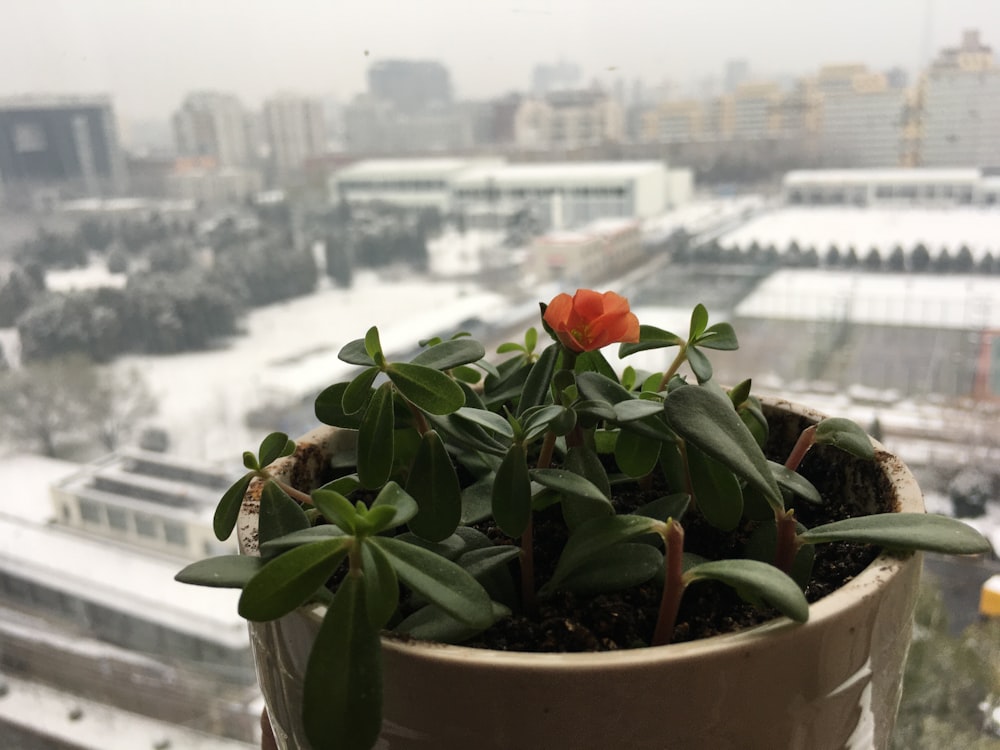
[367,60,452,113]
[0,95,127,206]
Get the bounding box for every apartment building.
[921,31,1000,167]
[261,93,326,184]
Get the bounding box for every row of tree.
[675,235,996,274]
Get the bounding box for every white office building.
[782,167,999,206]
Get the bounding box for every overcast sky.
[3,0,1000,120]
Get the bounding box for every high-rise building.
[172,92,254,167]
[367,60,452,114]
[513,90,624,150]
[812,66,907,167]
[921,30,1000,166]
[261,93,326,184]
[0,95,127,204]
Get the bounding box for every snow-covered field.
[719,206,1000,260]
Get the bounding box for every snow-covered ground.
[46,264,127,291]
[719,206,1000,260]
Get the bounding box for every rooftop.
[451,161,667,186]
[784,168,982,185]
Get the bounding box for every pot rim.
[244,397,925,669]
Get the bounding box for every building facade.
[172,92,255,167]
[261,93,326,185]
[0,95,127,205]
[921,31,1000,167]
[513,90,624,151]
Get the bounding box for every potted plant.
[178,289,990,750]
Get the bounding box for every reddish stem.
[774,509,800,575]
[272,477,314,505]
[651,521,686,646]
[784,425,817,472]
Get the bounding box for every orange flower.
[543,290,640,353]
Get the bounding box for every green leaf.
[530,468,613,507]
[619,324,685,357]
[560,445,614,528]
[318,474,363,496]
[612,398,665,422]
[460,476,493,524]
[739,402,769,449]
[745,520,816,589]
[405,430,462,542]
[456,546,521,581]
[259,525,346,553]
[314,382,365,428]
[689,303,709,339]
[243,451,258,470]
[357,382,395,489]
[395,600,510,644]
[258,432,295,467]
[213,472,253,541]
[798,513,992,554]
[312,489,360,533]
[454,406,515,439]
[814,417,876,459]
[769,460,823,505]
[238,537,351,621]
[395,526,493,561]
[686,345,713,383]
[517,342,559,415]
[576,369,632,405]
[361,541,399,628]
[338,337,376,367]
[525,326,538,352]
[545,514,662,593]
[452,365,481,384]
[410,338,486,370]
[370,481,419,528]
[371,536,493,629]
[615,427,661,478]
[492,443,532,538]
[342,366,379,415]
[634,493,690,522]
[522,404,572,442]
[387,362,465,415]
[557,543,662,596]
[574,349,618,380]
[664,384,782,511]
[258,480,310,545]
[696,322,739,350]
[364,326,383,361]
[686,444,743,532]
[175,555,263,588]
[728,379,752,406]
[496,341,524,354]
[684,559,809,623]
[303,574,382,750]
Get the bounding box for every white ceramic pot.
[238,400,923,750]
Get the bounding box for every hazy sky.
[3,0,1000,120]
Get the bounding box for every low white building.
[329,158,691,230]
[330,158,502,212]
[783,168,999,206]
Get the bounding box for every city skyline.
[3,0,1000,121]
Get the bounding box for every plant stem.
[657,344,687,392]
[784,425,816,472]
[774,509,800,575]
[652,520,685,647]
[272,478,314,505]
[402,396,431,436]
[537,430,557,469]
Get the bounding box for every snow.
[427,229,505,276]
[0,454,80,525]
[46,263,127,292]
[719,206,1000,260]
[0,674,255,750]
[735,270,1000,329]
